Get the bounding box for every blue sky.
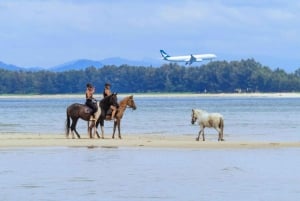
[1,0,300,72]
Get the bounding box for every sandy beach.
[0,134,300,149]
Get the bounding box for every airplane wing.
[185,54,198,65]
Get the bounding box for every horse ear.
[129,95,133,98]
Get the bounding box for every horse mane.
[101,93,118,104]
[119,95,132,107]
[116,95,134,118]
[193,108,207,115]
[100,93,113,103]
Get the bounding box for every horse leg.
[218,130,224,141]
[214,126,221,141]
[95,120,101,138]
[100,126,104,139]
[216,128,225,141]
[74,129,81,139]
[91,121,97,139]
[202,128,205,141]
[87,121,89,137]
[196,130,201,141]
[112,121,117,139]
[220,118,225,141]
[71,118,80,139]
[87,121,94,139]
[117,120,121,139]
[196,127,203,141]
[98,119,105,139]
[95,130,100,138]
[87,120,91,138]
[220,130,224,141]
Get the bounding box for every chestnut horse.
[96,95,137,139]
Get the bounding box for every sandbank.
[0,134,300,149]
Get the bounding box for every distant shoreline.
[0,92,300,99]
[0,134,300,149]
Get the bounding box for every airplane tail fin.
[160,50,170,59]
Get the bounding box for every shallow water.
[0,147,299,201]
[0,95,299,141]
[1,95,300,200]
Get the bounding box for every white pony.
[191,109,224,141]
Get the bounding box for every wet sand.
[0,134,300,149]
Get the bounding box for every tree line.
[1,59,300,94]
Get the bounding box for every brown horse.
[96,95,137,139]
[66,93,118,139]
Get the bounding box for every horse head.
[127,95,137,110]
[191,109,198,124]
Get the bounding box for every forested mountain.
[0,58,160,72]
[1,59,300,94]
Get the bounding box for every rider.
[103,82,117,120]
[85,83,97,119]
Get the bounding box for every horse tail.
[65,111,70,136]
[219,117,224,133]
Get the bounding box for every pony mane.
[193,108,207,115]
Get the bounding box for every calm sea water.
[0,94,299,141]
[0,147,300,201]
[1,94,300,201]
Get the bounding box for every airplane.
[160,49,216,65]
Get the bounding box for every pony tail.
[219,117,224,131]
[66,113,70,136]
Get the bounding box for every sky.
[0,0,300,72]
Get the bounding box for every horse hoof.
[196,138,199,141]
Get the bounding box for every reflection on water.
[0,147,300,201]
[0,95,300,141]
